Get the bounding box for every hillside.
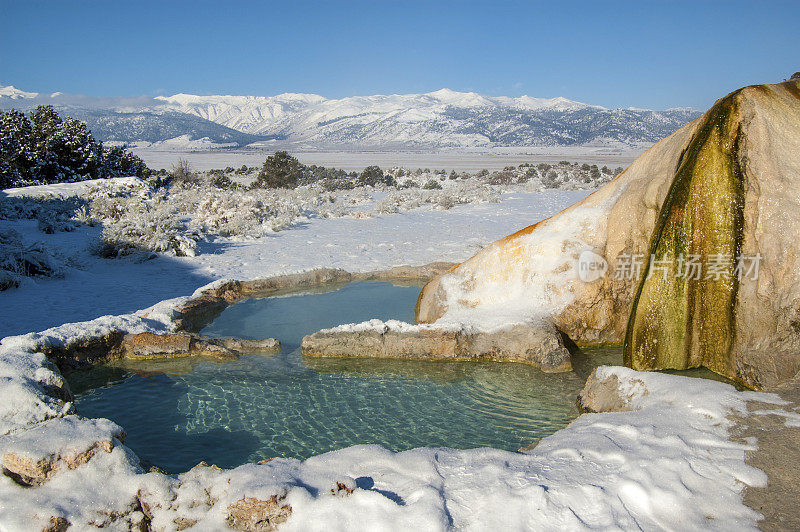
[1,84,699,150]
[64,109,277,147]
[158,88,700,149]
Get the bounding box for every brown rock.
[118,333,280,361]
[301,322,572,372]
[2,439,115,486]
[226,496,292,532]
[216,337,281,354]
[577,368,646,413]
[42,516,70,532]
[121,332,192,359]
[416,79,800,389]
[174,517,198,530]
[38,330,124,371]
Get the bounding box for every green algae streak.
[624,91,745,375]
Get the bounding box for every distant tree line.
[0,105,151,188]
[253,151,395,190]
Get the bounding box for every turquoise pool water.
[69,281,619,474]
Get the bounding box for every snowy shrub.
[97,207,198,258]
[0,229,62,290]
[193,190,303,238]
[0,194,87,233]
[170,158,198,185]
[7,157,615,260]
[36,206,80,233]
[375,181,498,214]
[87,185,198,257]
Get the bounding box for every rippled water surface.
[69,281,620,473]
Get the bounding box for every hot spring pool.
[68,281,621,473]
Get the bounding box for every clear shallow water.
[69,281,620,473]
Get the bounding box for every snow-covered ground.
[0,179,586,338]
[0,178,784,530]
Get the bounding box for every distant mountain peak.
[0,84,38,99]
[2,84,701,150]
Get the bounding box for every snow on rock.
[0,295,188,436]
[417,79,800,389]
[0,350,72,436]
[0,415,124,486]
[415,115,699,340]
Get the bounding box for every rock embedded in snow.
[301,319,572,372]
[577,367,646,413]
[0,415,124,486]
[225,495,292,532]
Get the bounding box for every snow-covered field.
[134,148,642,172]
[0,178,586,338]
[0,177,783,530]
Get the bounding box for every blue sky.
[1,0,798,110]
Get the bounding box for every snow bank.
[2,176,143,199]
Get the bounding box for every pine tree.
[0,109,34,186]
[101,145,149,178]
[358,165,385,187]
[254,151,304,189]
[0,105,151,187]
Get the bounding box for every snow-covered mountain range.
[1,84,700,150]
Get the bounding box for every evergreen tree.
[358,165,386,187]
[0,109,34,186]
[102,145,149,178]
[0,105,151,187]
[254,151,303,189]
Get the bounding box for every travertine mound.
[417,80,800,389]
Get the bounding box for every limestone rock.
[0,416,123,486]
[118,332,280,360]
[577,368,639,413]
[226,496,292,532]
[38,330,125,371]
[216,337,280,354]
[416,79,800,389]
[120,332,193,358]
[360,261,457,282]
[301,321,572,372]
